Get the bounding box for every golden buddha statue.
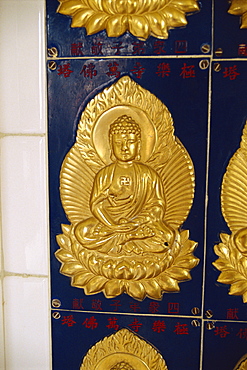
[74,115,174,255]
[56,76,198,300]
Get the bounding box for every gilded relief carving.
[80,328,168,369]
[57,0,200,40]
[55,76,198,300]
[213,123,247,303]
[228,0,247,28]
[234,354,247,370]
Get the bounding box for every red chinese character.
[174,322,189,335]
[111,41,125,55]
[214,325,230,338]
[110,300,121,311]
[129,318,143,332]
[130,62,145,79]
[92,299,102,310]
[153,40,166,55]
[226,308,239,320]
[156,62,171,77]
[106,62,120,78]
[61,315,76,327]
[57,63,73,78]
[168,302,180,314]
[180,63,195,79]
[106,317,119,331]
[72,298,84,310]
[238,44,247,56]
[129,302,141,312]
[237,328,247,340]
[223,65,240,80]
[71,42,83,56]
[91,42,104,56]
[80,63,97,79]
[152,320,166,333]
[132,41,145,55]
[175,40,188,54]
[82,316,98,330]
[149,302,160,313]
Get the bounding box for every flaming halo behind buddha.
[55,76,199,300]
[80,328,168,370]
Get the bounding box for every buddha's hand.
[112,218,139,233]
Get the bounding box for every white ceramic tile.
[4,276,50,370]
[0,0,45,134]
[0,281,5,370]
[1,136,48,275]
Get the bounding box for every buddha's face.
[112,132,140,162]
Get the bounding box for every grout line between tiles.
[47,54,211,61]
[3,272,48,278]
[0,134,7,369]
[51,308,203,320]
[0,133,46,138]
[199,1,215,369]
[43,0,53,365]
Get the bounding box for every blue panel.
[205,60,247,321]
[203,321,247,369]
[51,311,201,369]
[214,0,247,59]
[48,57,209,316]
[46,0,212,57]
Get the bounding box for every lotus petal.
[143,280,162,299]
[60,262,84,275]
[86,13,108,34]
[127,281,146,300]
[84,276,108,294]
[145,12,168,38]
[241,12,247,28]
[71,9,95,27]
[170,0,200,12]
[229,280,247,295]
[218,270,243,284]
[158,275,180,292]
[164,6,187,27]
[129,15,150,40]
[104,280,124,297]
[106,15,128,37]
[73,272,94,287]
[229,0,247,15]
[58,0,87,15]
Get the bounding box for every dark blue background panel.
[48,58,209,315]
[205,61,247,321]
[46,0,212,57]
[51,311,201,370]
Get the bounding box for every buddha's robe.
[75,162,173,254]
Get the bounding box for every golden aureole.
[213,122,247,303]
[55,76,198,300]
[234,354,247,370]
[80,328,168,370]
[57,0,200,40]
[228,0,247,28]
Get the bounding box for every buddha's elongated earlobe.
[136,141,141,161]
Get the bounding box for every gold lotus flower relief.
[57,0,200,40]
[80,328,168,370]
[213,122,247,303]
[55,76,199,300]
[228,0,247,28]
